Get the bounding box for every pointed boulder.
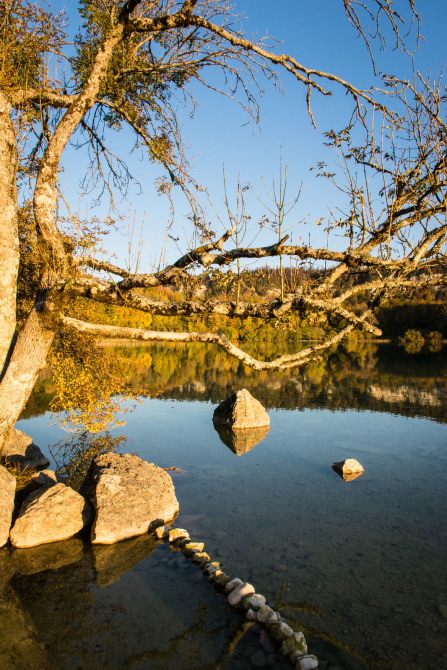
[213,389,270,430]
[332,458,364,481]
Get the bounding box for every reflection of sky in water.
[13,392,447,670]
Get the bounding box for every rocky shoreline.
[0,391,319,668]
[1,432,179,549]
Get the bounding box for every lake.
[1,340,446,670]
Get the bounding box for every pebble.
[169,528,189,542]
[247,594,267,610]
[183,541,204,552]
[224,577,244,593]
[438,602,447,618]
[155,525,171,539]
[273,564,288,573]
[214,572,231,588]
[259,629,276,653]
[203,561,220,576]
[191,551,210,564]
[295,656,319,670]
[250,649,267,668]
[227,582,256,607]
[269,621,294,642]
[281,632,307,660]
[257,606,279,624]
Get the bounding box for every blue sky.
[58,1,447,270]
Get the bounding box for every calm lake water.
[1,341,446,670]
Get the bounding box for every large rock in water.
[213,389,270,430]
[83,453,179,545]
[332,458,364,481]
[0,465,16,548]
[0,429,50,471]
[9,483,92,548]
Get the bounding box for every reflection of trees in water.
[22,341,447,423]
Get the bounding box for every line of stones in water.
[157,524,319,670]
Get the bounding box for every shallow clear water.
[1,343,446,669]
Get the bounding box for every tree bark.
[0,92,18,377]
[0,309,55,452]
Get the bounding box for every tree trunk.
[0,93,19,376]
[0,308,55,452]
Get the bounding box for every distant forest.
[66,264,447,343]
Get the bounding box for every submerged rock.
[214,424,270,455]
[213,389,270,430]
[0,429,50,471]
[332,459,364,481]
[10,483,91,548]
[83,453,179,544]
[0,465,15,548]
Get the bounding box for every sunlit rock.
[183,541,204,553]
[213,389,270,430]
[0,465,15,547]
[10,483,92,548]
[13,538,84,575]
[92,532,158,587]
[332,459,364,481]
[83,453,179,545]
[226,581,255,607]
[214,424,269,455]
[168,528,189,542]
[155,525,171,539]
[0,429,50,471]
